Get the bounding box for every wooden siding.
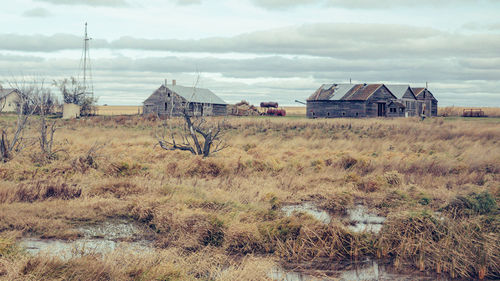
[143,86,227,117]
[415,89,438,117]
[307,100,366,118]
[365,86,395,117]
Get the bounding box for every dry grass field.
[95,105,500,118]
[96,106,142,116]
[0,115,498,280]
[439,106,500,117]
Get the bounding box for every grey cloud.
[1,53,499,106]
[252,0,486,10]
[0,34,108,52]
[4,22,499,61]
[108,23,499,59]
[23,7,51,17]
[34,0,128,7]
[251,0,315,10]
[462,22,500,31]
[175,0,202,5]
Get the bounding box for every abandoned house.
[412,87,438,117]
[0,89,19,112]
[385,85,418,117]
[307,83,397,118]
[307,83,437,118]
[143,80,227,117]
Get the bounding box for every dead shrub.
[105,162,143,177]
[225,227,265,255]
[338,155,358,170]
[384,171,402,186]
[357,178,380,192]
[72,143,104,173]
[0,180,81,203]
[90,181,143,198]
[185,158,224,178]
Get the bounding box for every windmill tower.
[79,22,94,99]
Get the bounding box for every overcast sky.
[1,0,500,106]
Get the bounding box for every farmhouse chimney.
[172,79,176,86]
[164,79,167,86]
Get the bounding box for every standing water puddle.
[281,203,385,233]
[271,259,450,281]
[346,204,386,234]
[281,203,332,224]
[19,220,154,258]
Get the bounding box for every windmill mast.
[80,22,93,99]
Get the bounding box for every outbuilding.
[0,89,19,112]
[143,80,227,117]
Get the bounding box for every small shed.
[143,81,227,117]
[0,89,19,112]
[62,103,81,119]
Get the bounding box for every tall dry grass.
[439,106,500,117]
[0,115,498,280]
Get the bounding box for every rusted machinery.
[260,102,286,116]
[266,108,287,116]
[462,109,486,117]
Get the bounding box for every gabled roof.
[385,85,416,100]
[309,83,397,101]
[145,84,226,105]
[412,88,437,101]
[388,100,406,108]
[0,88,17,99]
[342,84,385,101]
[307,83,357,101]
[412,88,425,97]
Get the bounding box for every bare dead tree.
[0,77,39,162]
[155,76,229,157]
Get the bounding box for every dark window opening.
[327,112,330,116]
[168,93,171,97]
[355,112,359,116]
[390,107,396,113]
[164,102,168,110]
[342,112,345,116]
[400,108,404,113]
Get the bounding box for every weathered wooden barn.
[307,84,398,118]
[412,88,438,117]
[307,83,437,118]
[143,81,227,117]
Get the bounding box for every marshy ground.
[0,115,498,280]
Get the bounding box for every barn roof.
[385,85,415,99]
[307,84,357,101]
[412,88,425,97]
[170,85,226,104]
[145,84,226,105]
[412,87,437,101]
[342,84,384,101]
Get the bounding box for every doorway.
[377,103,386,117]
